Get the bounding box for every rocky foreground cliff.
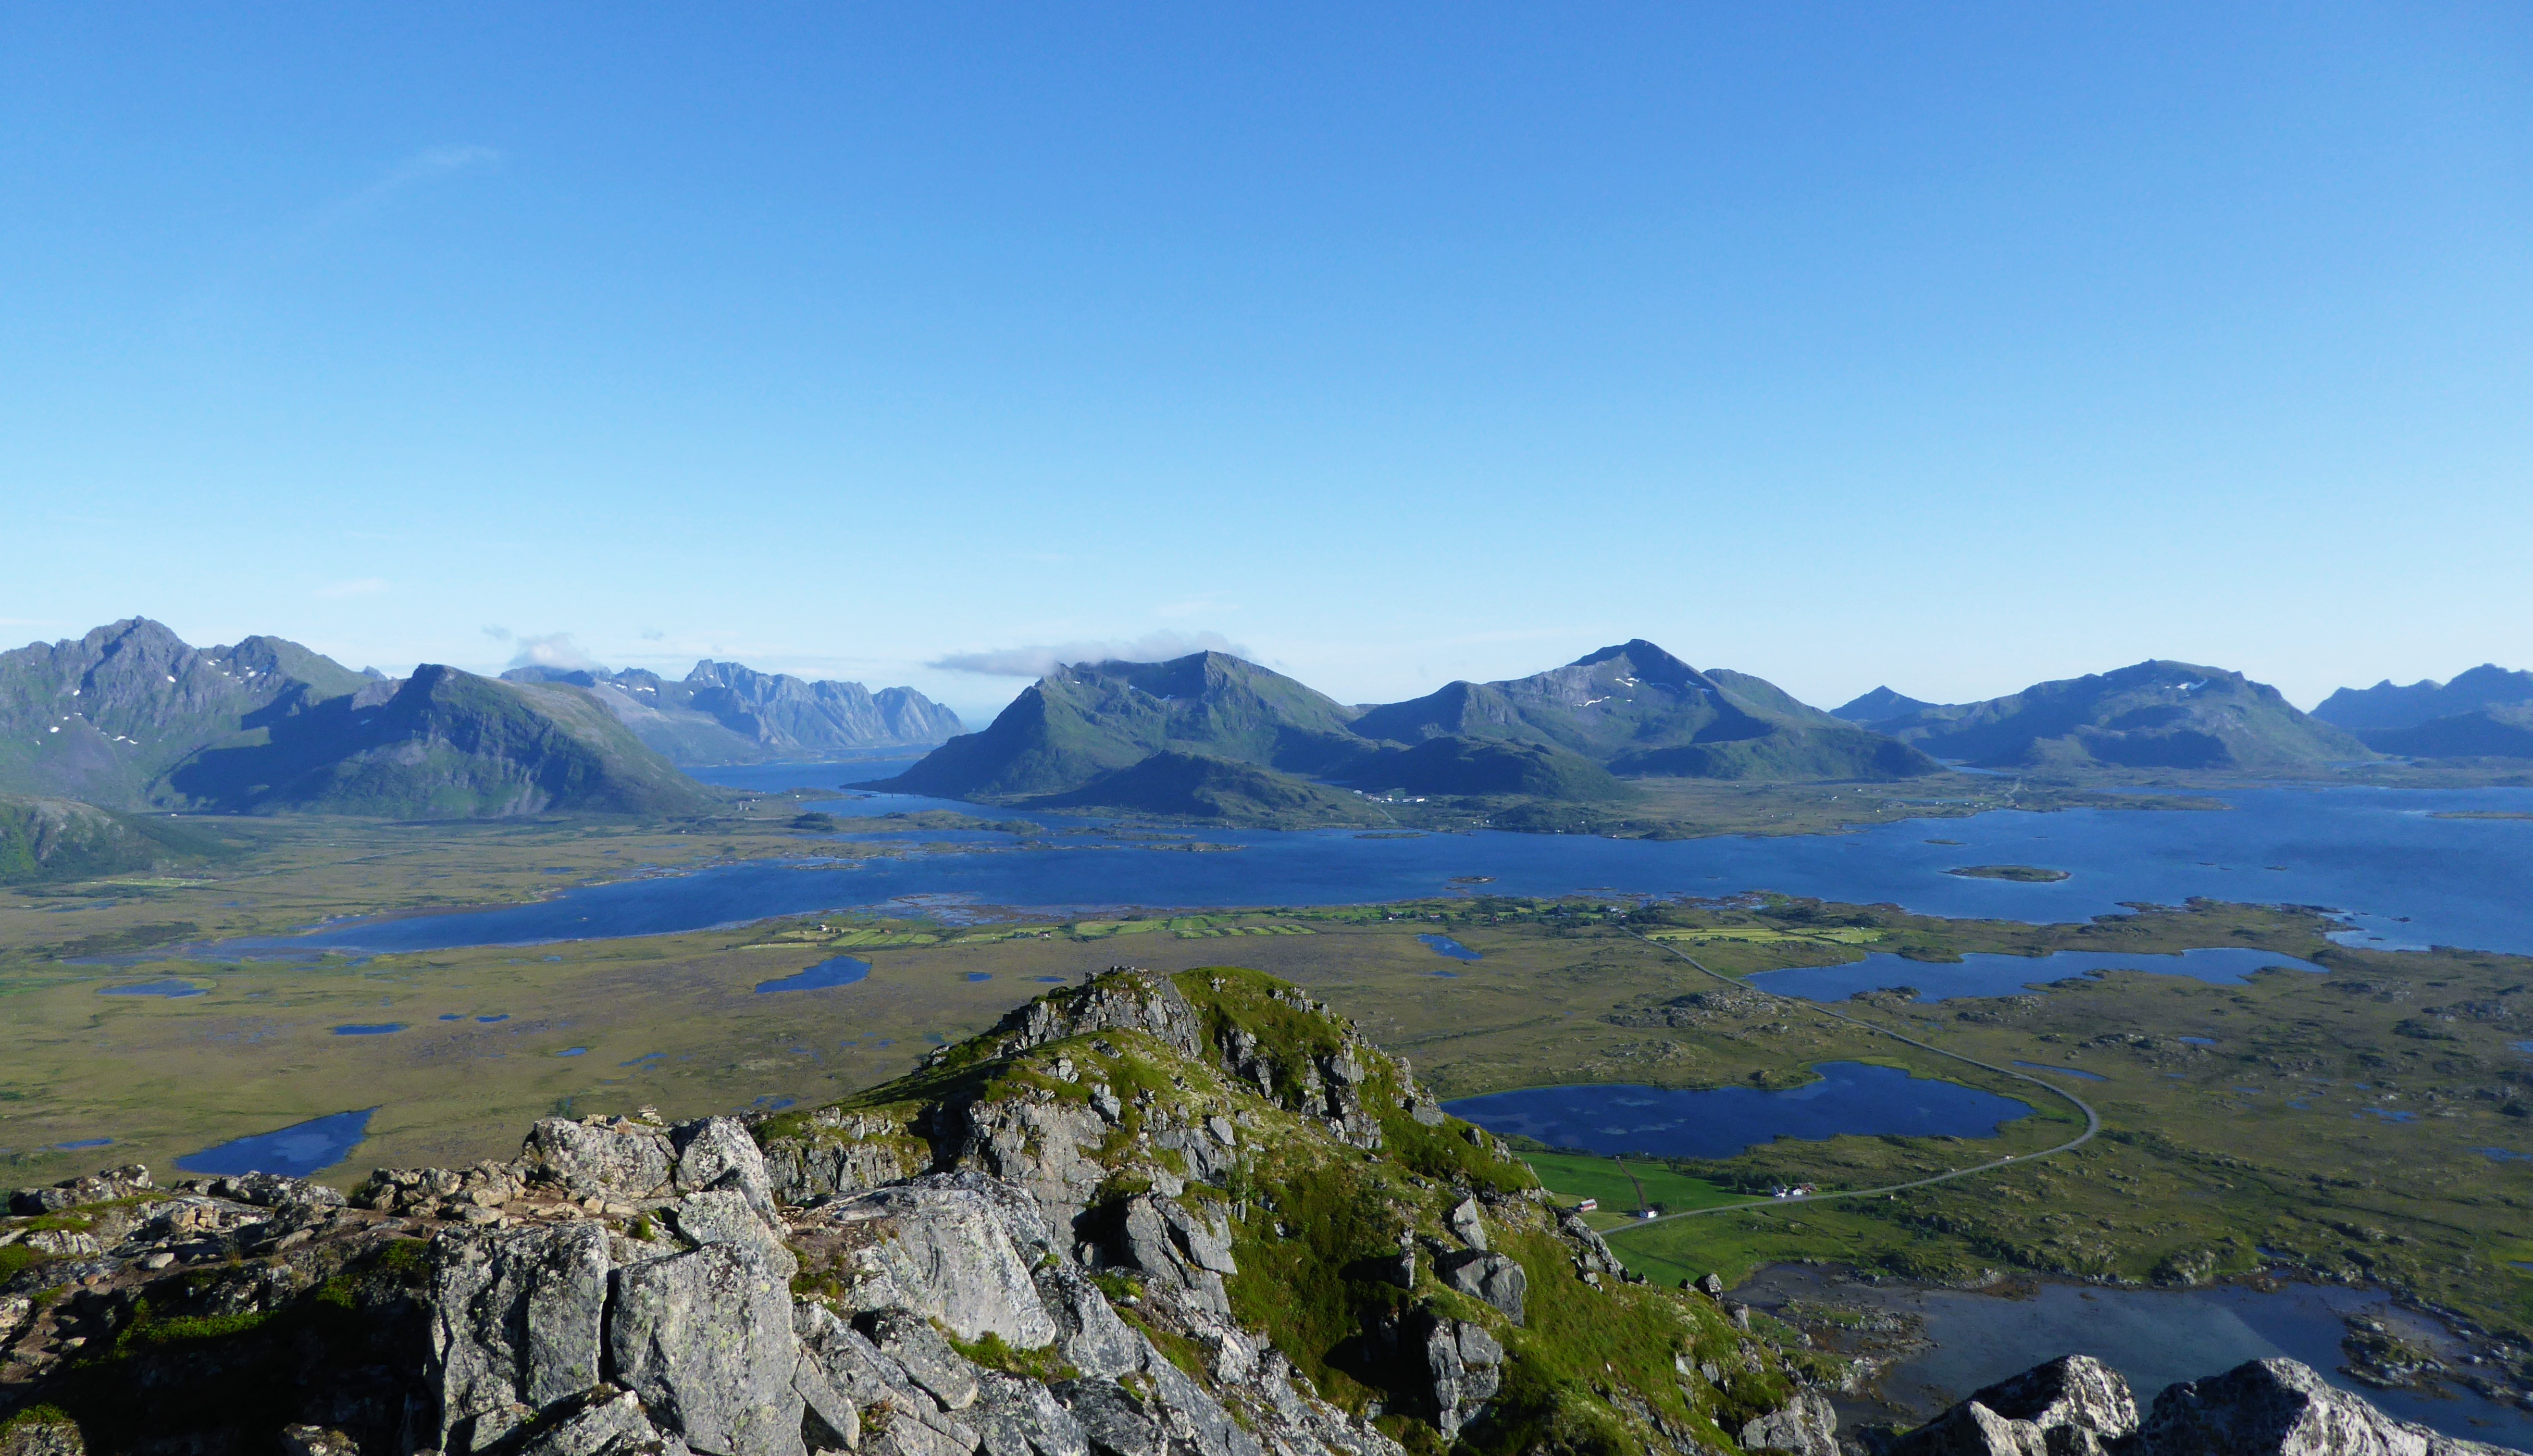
[1,969,2512,1456]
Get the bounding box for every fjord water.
[230,780,2533,956]
[1443,1063,2032,1159]
[1747,946,2329,1003]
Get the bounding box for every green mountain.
[1831,685,1941,723]
[1349,640,1940,781]
[164,665,712,817]
[2358,703,2533,760]
[0,618,371,807]
[878,651,1363,799]
[1875,660,2371,770]
[1333,735,1634,800]
[1019,750,1384,823]
[0,794,217,885]
[2314,664,2533,732]
[508,659,963,764]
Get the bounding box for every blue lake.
[179,1109,376,1177]
[98,979,205,998]
[1747,947,2329,1003]
[1445,1062,2033,1159]
[209,782,2533,957]
[1419,934,1483,961]
[756,955,873,993]
[331,1023,405,1036]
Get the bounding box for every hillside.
[1830,686,1939,723]
[1019,750,1386,824]
[1873,660,2371,770]
[509,659,963,763]
[2358,702,2533,760]
[2315,664,2533,732]
[163,665,712,817]
[0,619,373,808]
[877,651,1363,800]
[0,966,2478,1456]
[1351,641,1940,782]
[0,794,217,885]
[1332,735,1634,800]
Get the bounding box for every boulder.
[669,1188,797,1278]
[1033,1263,1146,1379]
[972,1372,1090,1456]
[610,1241,809,1456]
[1740,1389,1839,1456]
[1436,1250,1526,1325]
[524,1117,676,1199]
[1050,1380,1167,1456]
[1445,1198,1487,1252]
[1964,1356,2136,1441]
[865,1306,985,1411]
[508,1390,688,1456]
[429,1221,615,1454]
[674,1117,780,1218]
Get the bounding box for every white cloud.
[314,577,389,599]
[929,630,1253,678]
[506,631,605,673]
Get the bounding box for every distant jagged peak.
[1832,686,1940,723]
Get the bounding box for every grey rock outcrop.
[610,1241,808,1456]
[2136,1357,2511,1456]
[802,1178,1059,1347]
[1407,1308,1504,1438]
[428,1222,615,1453]
[1739,1388,1839,1456]
[1436,1249,1527,1325]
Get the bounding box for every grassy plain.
[3,810,2527,1348]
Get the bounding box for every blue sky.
[5,4,2526,724]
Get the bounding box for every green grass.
[1518,1152,1744,1220]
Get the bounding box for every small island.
[1945,864,2071,882]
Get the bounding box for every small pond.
[98,979,205,998]
[178,1108,376,1177]
[755,955,872,994]
[1746,947,2327,1003]
[331,1023,405,1036]
[1445,1062,2031,1159]
[1418,934,1483,962]
[51,1138,112,1151]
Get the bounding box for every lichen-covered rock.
[524,1117,677,1199]
[812,1180,1058,1347]
[1033,1263,1144,1379]
[865,1307,984,1411]
[1740,1389,1839,1456]
[0,1417,85,1456]
[668,1189,797,1279]
[971,1371,1090,1456]
[673,1117,780,1218]
[428,1221,615,1453]
[1963,1355,2137,1442]
[610,1241,808,1456]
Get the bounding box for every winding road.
[1601,928,2102,1231]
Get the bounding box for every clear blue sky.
[5,4,2526,724]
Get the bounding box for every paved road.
[1599,929,2102,1233]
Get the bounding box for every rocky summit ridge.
[1,969,2505,1456]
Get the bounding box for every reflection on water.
[179,1109,376,1177]
[1446,1063,2031,1159]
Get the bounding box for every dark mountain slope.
[2314,664,2533,731]
[1350,640,1938,782]
[879,651,1362,800]
[163,665,711,817]
[1876,661,2370,770]
[1018,750,1384,824]
[1332,736,1634,800]
[0,619,372,807]
[506,659,962,763]
[1832,686,1941,723]
[2358,703,2533,760]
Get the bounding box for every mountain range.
[0,620,705,819]
[1844,661,2371,770]
[504,661,962,764]
[2310,665,2533,759]
[873,640,1943,814]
